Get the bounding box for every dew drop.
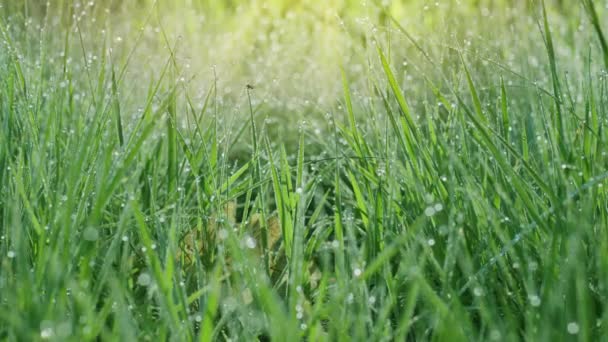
[567,322,579,335]
[40,327,54,339]
[529,294,541,307]
[137,273,152,286]
[245,236,256,249]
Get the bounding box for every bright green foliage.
[1,1,607,341]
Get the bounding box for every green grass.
[1,0,608,340]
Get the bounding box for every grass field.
[1,0,608,340]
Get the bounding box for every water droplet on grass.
[244,236,256,249]
[137,273,152,287]
[376,163,386,177]
[529,294,541,307]
[346,293,354,303]
[40,327,54,339]
[567,322,579,335]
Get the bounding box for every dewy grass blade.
[583,0,608,70]
[539,0,566,155]
[111,66,124,147]
[2,2,607,340]
[500,77,510,143]
[461,54,487,124]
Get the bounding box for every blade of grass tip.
[371,184,385,256]
[280,146,294,202]
[167,89,178,196]
[583,0,608,70]
[296,131,305,192]
[341,67,363,157]
[375,64,419,178]
[500,77,510,143]
[111,66,124,147]
[460,54,487,124]
[75,20,97,107]
[539,0,566,154]
[187,84,214,154]
[94,34,107,110]
[378,48,436,179]
[521,117,529,162]
[289,130,306,309]
[330,111,345,278]
[279,145,295,257]
[247,86,259,164]
[377,47,418,140]
[219,162,250,193]
[209,122,218,174]
[583,98,592,173]
[264,136,292,258]
[246,86,274,272]
[346,171,369,230]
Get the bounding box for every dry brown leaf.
[176,201,284,276]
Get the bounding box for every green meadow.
[1,0,608,340]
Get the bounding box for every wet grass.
[1,0,608,340]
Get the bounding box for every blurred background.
[1,0,598,115]
[4,0,602,167]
